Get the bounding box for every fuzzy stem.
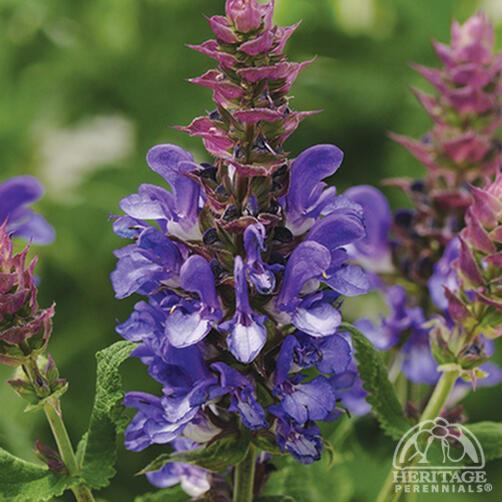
[376,369,460,502]
[233,445,257,502]
[24,358,95,502]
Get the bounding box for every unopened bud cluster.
[0,225,54,367]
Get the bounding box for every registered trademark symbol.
[484,483,493,492]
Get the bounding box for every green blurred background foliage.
[0,0,500,500]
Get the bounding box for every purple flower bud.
[233,108,283,124]
[458,238,483,287]
[239,29,274,55]
[274,23,301,54]
[178,117,233,159]
[225,0,262,33]
[444,288,470,323]
[190,70,245,103]
[187,40,237,68]
[207,15,238,44]
[237,62,291,83]
[450,13,494,64]
[469,178,502,229]
[463,213,495,254]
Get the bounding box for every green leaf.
[24,383,69,413]
[478,308,502,339]
[252,431,285,456]
[466,422,502,462]
[263,455,353,502]
[134,486,189,502]
[340,323,410,440]
[78,341,135,489]
[0,446,76,502]
[140,434,250,474]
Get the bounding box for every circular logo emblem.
[393,417,485,470]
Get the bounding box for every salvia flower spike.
[381,13,502,287]
[112,0,371,497]
[392,12,501,187]
[346,13,502,420]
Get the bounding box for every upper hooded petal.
[277,241,331,310]
[147,144,194,182]
[146,144,201,223]
[120,184,173,220]
[307,211,366,256]
[180,255,221,312]
[285,145,344,232]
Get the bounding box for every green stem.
[24,359,95,502]
[376,369,460,502]
[233,445,257,502]
[376,470,401,502]
[419,370,459,423]
[331,417,353,450]
[43,398,80,475]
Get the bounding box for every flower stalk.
[22,357,96,502]
[0,224,94,502]
[233,445,257,502]
[376,368,461,502]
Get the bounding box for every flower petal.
[165,309,212,348]
[292,302,341,337]
[324,265,369,297]
[227,319,267,364]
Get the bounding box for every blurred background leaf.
[0,0,500,500]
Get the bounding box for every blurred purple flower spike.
[0,176,54,244]
[345,185,393,271]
